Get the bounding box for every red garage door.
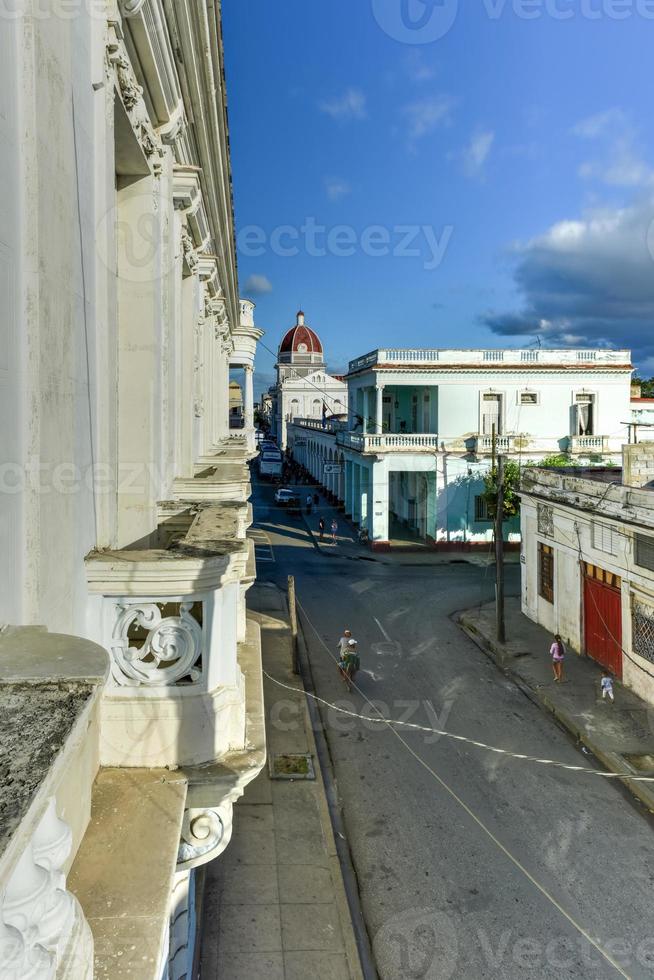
[583,564,622,678]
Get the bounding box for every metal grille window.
[537,504,554,538]
[475,495,490,522]
[592,522,618,556]
[539,543,554,604]
[635,534,654,572]
[633,601,654,665]
[519,391,539,405]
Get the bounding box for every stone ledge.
[0,628,109,878]
[68,768,188,980]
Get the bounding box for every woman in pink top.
[550,634,565,682]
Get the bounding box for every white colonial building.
[287,347,633,550]
[520,443,654,706]
[0,3,264,978]
[268,311,348,448]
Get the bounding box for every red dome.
[279,313,323,356]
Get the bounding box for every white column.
[362,388,369,434]
[244,365,255,452]
[371,460,389,543]
[375,384,384,434]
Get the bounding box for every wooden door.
[583,565,622,678]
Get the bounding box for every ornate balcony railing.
[570,435,609,453]
[289,417,345,433]
[475,434,516,453]
[337,432,439,453]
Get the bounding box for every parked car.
[274,488,299,506]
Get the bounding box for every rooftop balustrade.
[348,348,632,373]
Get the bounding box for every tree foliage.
[482,452,612,520]
[633,376,654,398]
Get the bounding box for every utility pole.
[288,575,299,674]
[495,452,506,643]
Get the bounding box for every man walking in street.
[331,518,338,544]
[336,629,353,658]
[318,516,325,541]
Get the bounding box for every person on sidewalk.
[331,518,338,544]
[550,634,565,682]
[601,671,615,703]
[318,516,325,541]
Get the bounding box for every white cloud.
[404,50,437,83]
[572,108,654,188]
[402,94,454,146]
[324,177,351,201]
[243,274,272,296]
[572,108,627,139]
[462,129,495,178]
[483,195,654,364]
[320,88,366,121]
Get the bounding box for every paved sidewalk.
[459,597,654,812]
[303,486,519,567]
[199,583,363,980]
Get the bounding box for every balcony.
[474,434,518,453]
[337,432,440,453]
[288,417,346,433]
[570,435,609,453]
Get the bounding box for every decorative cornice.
[119,0,147,15]
[106,26,164,172]
[181,230,198,273]
[177,804,233,870]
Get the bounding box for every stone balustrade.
[348,347,631,373]
[337,431,439,453]
[570,434,610,453]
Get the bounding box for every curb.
[457,612,654,815]
[296,621,377,980]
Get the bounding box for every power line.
[286,599,633,979]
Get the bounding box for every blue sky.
[222,0,654,393]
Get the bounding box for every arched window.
[312,399,322,417]
[290,398,300,419]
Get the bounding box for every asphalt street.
[252,475,654,980]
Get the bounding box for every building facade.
[287,347,632,549]
[520,444,654,706]
[0,3,264,978]
[268,311,348,448]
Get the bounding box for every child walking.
[550,634,565,682]
[600,671,615,703]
